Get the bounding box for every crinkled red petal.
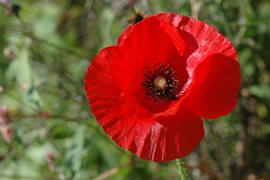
[84,47,124,121]
[156,13,238,61]
[135,107,204,162]
[84,47,203,162]
[110,16,186,105]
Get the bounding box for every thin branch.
[0,148,17,171]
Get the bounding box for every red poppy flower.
[84,13,240,162]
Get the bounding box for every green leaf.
[4,48,42,112]
[64,125,85,179]
[248,85,270,98]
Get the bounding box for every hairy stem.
[176,159,187,180]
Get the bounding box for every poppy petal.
[95,104,204,162]
[102,112,203,162]
[110,16,185,105]
[132,104,204,162]
[85,46,123,117]
[156,13,237,62]
[153,105,204,158]
[182,54,241,119]
[133,111,204,162]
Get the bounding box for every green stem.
[176,159,187,180]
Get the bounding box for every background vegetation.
[0,0,270,179]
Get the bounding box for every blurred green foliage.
[0,0,270,179]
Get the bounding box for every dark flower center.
[142,63,179,102]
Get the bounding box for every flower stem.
[176,159,187,180]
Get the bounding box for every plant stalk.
[176,159,187,180]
